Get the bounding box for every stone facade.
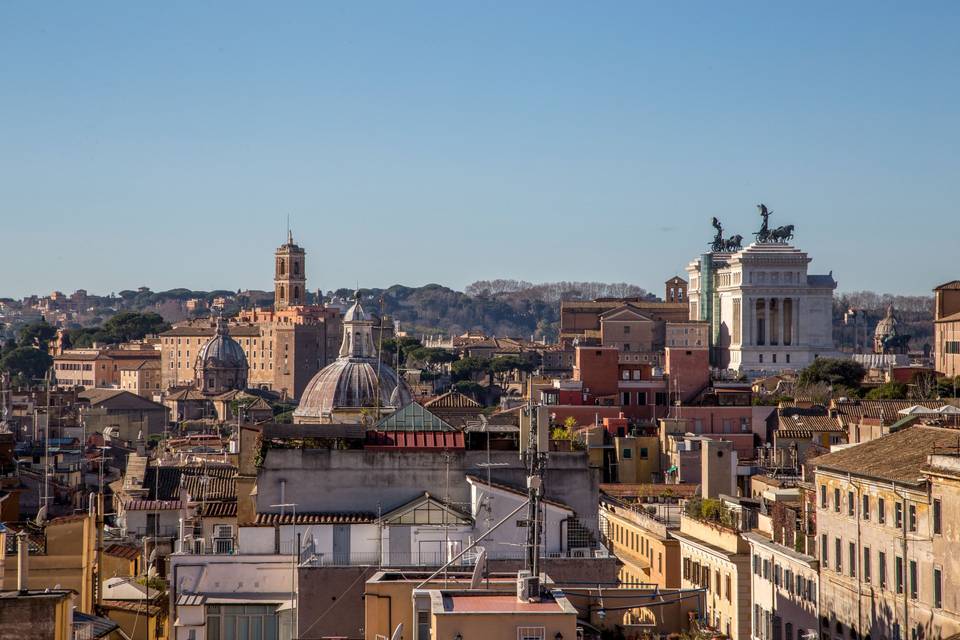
[686,243,836,374]
[814,426,960,640]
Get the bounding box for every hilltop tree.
[797,358,866,390]
[1,347,52,383]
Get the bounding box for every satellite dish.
[470,548,487,589]
[390,623,404,640]
[35,504,48,525]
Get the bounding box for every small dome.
[198,317,248,369]
[343,293,369,323]
[874,305,899,339]
[293,358,412,419]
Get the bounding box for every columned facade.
[686,243,836,375]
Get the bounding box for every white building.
[686,242,836,374]
[744,531,819,640]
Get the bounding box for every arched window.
[278,258,286,276]
[293,261,300,275]
[293,286,300,302]
[279,285,285,301]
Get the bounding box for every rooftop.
[815,425,960,485]
[442,593,566,613]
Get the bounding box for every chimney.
[16,532,28,593]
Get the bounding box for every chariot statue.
[753,203,794,244]
[710,217,725,252]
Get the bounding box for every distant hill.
[335,281,654,340]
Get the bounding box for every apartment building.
[814,425,960,640]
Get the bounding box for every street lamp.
[271,502,298,639]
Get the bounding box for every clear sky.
[1,2,957,299]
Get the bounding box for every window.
[862,495,870,520]
[895,556,904,594]
[849,542,857,578]
[934,567,942,608]
[821,534,828,565]
[726,574,732,602]
[835,537,842,572]
[759,354,764,363]
[206,605,279,640]
[622,448,632,459]
[908,504,917,532]
[909,560,918,599]
[655,392,668,406]
[863,547,871,583]
[786,354,791,364]
[848,491,855,516]
[517,627,545,640]
[624,325,631,334]
[821,485,827,508]
[879,551,887,589]
[834,488,841,512]
[754,554,761,576]
[640,447,649,459]
[934,499,942,534]
[895,502,903,528]
[879,498,886,524]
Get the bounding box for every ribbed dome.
[198,318,248,369]
[293,358,412,419]
[875,305,899,339]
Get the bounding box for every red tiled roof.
[104,543,140,561]
[254,511,375,525]
[365,431,465,450]
[123,499,182,511]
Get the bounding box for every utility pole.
[522,400,546,579]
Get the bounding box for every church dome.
[293,358,411,419]
[198,317,248,369]
[874,304,899,340]
[293,290,412,421]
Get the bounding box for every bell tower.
[274,230,306,309]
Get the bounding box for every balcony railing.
[300,548,607,567]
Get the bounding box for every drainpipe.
[17,532,29,593]
[849,472,863,639]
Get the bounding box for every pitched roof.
[197,501,238,517]
[464,474,572,511]
[79,389,166,411]
[934,280,960,291]
[424,391,481,410]
[834,400,957,425]
[254,511,376,525]
[374,402,454,432]
[777,414,845,435]
[599,305,655,322]
[165,387,208,401]
[365,431,465,450]
[814,425,960,485]
[73,612,120,638]
[104,543,140,561]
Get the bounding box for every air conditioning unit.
[517,571,540,602]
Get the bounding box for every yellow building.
[0,588,75,639]
[673,510,752,640]
[614,435,660,483]
[0,514,96,613]
[120,359,163,397]
[600,494,681,589]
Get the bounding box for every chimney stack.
[16,532,29,593]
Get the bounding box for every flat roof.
[442,594,564,613]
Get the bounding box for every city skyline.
[3,2,958,298]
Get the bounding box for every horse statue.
[769,224,794,243]
[754,203,773,242]
[724,234,743,252]
[710,217,725,252]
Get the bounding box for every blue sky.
[1,2,957,299]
